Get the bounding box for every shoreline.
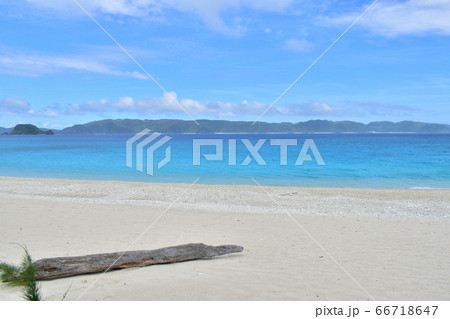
[1,176,449,300]
[1,174,448,190]
[1,176,449,220]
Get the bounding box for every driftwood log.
[34,243,243,280]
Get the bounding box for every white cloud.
[0,47,147,79]
[66,92,269,116]
[0,96,59,117]
[27,0,295,34]
[27,107,59,118]
[66,92,206,115]
[2,92,417,121]
[204,100,267,117]
[284,38,314,52]
[0,96,30,114]
[325,0,450,37]
[64,92,350,118]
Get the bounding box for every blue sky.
[0,0,449,129]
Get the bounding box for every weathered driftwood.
[34,243,243,280]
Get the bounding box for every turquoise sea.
[0,133,449,188]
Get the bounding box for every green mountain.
[9,124,54,135]
[60,119,450,134]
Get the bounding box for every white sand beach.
[0,176,449,301]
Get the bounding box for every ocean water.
[0,133,449,188]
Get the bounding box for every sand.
[0,176,449,301]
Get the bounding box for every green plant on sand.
[0,247,42,301]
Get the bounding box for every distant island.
[60,119,450,134]
[2,124,54,135]
[1,119,450,134]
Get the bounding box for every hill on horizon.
[7,124,54,135]
[58,119,450,134]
